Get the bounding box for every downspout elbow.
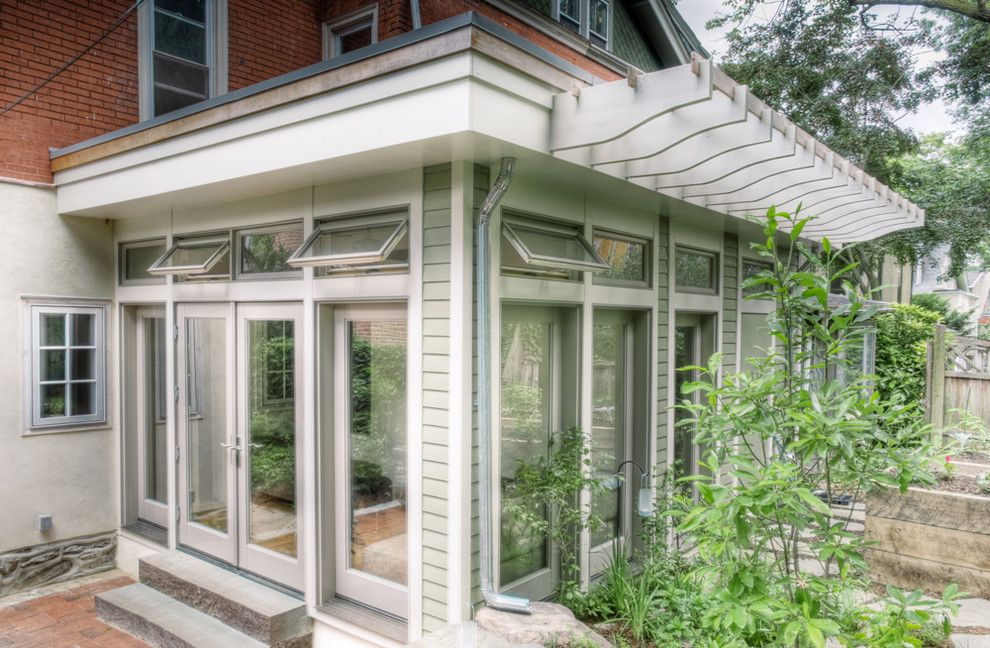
[476,157,530,614]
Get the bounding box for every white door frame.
[236,302,305,591]
[136,306,168,527]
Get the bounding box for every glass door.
[237,303,304,591]
[136,308,168,527]
[177,303,236,564]
[333,304,408,618]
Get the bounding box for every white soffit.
[550,55,924,243]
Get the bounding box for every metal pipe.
[410,0,422,30]
[476,157,530,614]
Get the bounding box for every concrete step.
[138,551,310,647]
[96,583,265,648]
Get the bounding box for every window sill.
[23,421,111,437]
[315,598,407,645]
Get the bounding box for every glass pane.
[240,227,304,274]
[186,318,228,532]
[124,243,166,281]
[72,314,94,346]
[152,241,228,275]
[41,384,66,418]
[70,349,94,380]
[348,319,407,585]
[591,0,608,38]
[591,320,623,547]
[310,222,401,261]
[154,10,206,63]
[71,382,95,416]
[593,234,646,283]
[338,25,373,55]
[500,319,551,585]
[675,248,717,292]
[153,53,208,97]
[674,326,696,480]
[154,84,202,116]
[145,318,168,504]
[742,260,771,298]
[506,224,604,269]
[247,320,297,557]
[42,350,65,381]
[42,314,66,347]
[155,0,205,23]
[559,0,579,21]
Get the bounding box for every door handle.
[218,441,242,451]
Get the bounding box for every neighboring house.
[0,2,922,647]
[913,247,990,334]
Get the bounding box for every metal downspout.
[410,0,422,30]
[476,157,531,614]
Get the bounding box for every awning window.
[147,238,230,276]
[288,212,408,269]
[502,219,609,273]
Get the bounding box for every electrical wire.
[0,0,150,117]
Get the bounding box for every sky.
[674,0,955,135]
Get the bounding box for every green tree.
[911,292,974,334]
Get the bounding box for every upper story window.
[554,0,610,49]
[141,0,226,119]
[323,7,378,59]
[675,245,719,295]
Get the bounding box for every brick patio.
[0,573,148,648]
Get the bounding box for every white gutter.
[475,157,531,614]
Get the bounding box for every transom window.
[238,223,304,277]
[501,216,608,279]
[146,0,218,117]
[288,211,409,274]
[554,0,610,49]
[742,259,773,298]
[323,7,378,59]
[675,245,719,295]
[592,230,649,286]
[28,303,106,429]
[120,239,167,285]
[148,236,230,279]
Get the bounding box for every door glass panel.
[674,325,696,481]
[591,320,623,547]
[348,319,407,585]
[145,318,167,505]
[186,318,228,532]
[247,320,297,557]
[500,320,551,585]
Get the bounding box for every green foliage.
[874,303,942,412]
[912,292,974,336]
[504,425,606,587]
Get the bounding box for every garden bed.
[865,486,990,598]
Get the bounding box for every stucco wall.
[0,180,116,553]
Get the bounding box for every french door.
[176,302,304,591]
[136,308,168,528]
[332,304,409,618]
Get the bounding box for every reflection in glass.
[591,321,623,547]
[500,319,551,585]
[675,247,717,293]
[240,228,303,275]
[593,234,647,283]
[348,320,407,584]
[186,318,228,532]
[247,320,298,557]
[674,326,697,480]
[124,243,167,282]
[144,318,168,505]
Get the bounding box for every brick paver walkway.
[0,574,149,648]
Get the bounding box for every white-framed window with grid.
[26,302,107,430]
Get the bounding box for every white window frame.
[288,211,409,271]
[501,216,609,275]
[138,0,228,121]
[235,221,305,280]
[119,239,168,286]
[322,6,378,60]
[25,301,108,432]
[551,0,612,50]
[147,236,231,278]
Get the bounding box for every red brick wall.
[0,0,139,184]
[1,0,619,185]
[227,0,322,91]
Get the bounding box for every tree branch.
[850,0,990,22]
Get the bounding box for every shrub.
[875,303,942,414]
[911,292,973,336]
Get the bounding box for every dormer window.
[554,0,610,49]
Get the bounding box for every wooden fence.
[926,324,990,445]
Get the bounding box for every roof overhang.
[549,54,924,243]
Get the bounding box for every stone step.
[139,551,310,647]
[96,583,265,648]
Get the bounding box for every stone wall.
[0,531,116,597]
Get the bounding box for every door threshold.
[122,519,168,546]
[176,545,304,600]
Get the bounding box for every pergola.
[550,55,923,244]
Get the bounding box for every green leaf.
[807,624,825,648]
[796,488,832,516]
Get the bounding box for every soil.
[927,475,990,496]
[951,452,990,465]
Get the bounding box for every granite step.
[138,551,311,647]
[96,583,265,648]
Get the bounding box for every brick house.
[0,2,922,646]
